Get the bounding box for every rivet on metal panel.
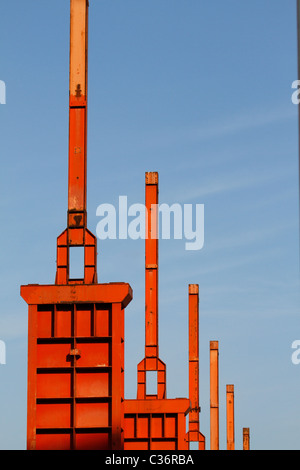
[69,348,81,357]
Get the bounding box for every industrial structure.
[21,0,132,450]
[123,173,204,450]
[21,0,250,450]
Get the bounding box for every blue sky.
[0,0,299,450]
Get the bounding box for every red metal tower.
[124,173,205,450]
[21,0,132,450]
[19,0,250,451]
[187,284,205,449]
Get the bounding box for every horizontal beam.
[124,398,190,415]
[21,283,132,309]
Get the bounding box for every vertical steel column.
[56,0,97,286]
[111,302,124,450]
[68,0,88,226]
[210,341,219,450]
[137,172,166,400]
[243,427,250,450]
[26,304,38,450]
[22,0,133,450]
[124,172,190,451]
[145,172,159,360]
[226,384,235,450]
[188,284,205,449]
[188,284,199,441]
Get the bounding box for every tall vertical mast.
[145,172,159,360]
[226,384,235,450]
[188,284,205,449]
[210,340,219,450]
[137,172,166,400]
[68,0,89,230]
[56,0,97,285]
[243,427,250,450]
[188,284,200,439]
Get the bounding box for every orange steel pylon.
[124,173,189,450]
[56,0,97,286]
[226,384,235,450]
[136,172,167,400]
[188,284,205,449]
[20,0,250,451]
[21,0,132,450]
[209,344,250,450]
[243,427,250,450]
[124,172,205,450]
[210,341,219,450]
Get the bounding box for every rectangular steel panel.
[36,403,71,428]
[124,399,190,451]
[37,372,72,398]
[76,371,110,397]
[76,402,109,428]
[21,283,131,450]
[75,431,110,450]
[36,432,72,450]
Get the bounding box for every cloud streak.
[181,106,297,143]
[130,104,298,151]
[164,164,294,203]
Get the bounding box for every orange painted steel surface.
[137,172,166,401]
[19,0,248,451]
[187,284,205,450]
[124,399,189,450]
[226,384,235,450]
[68,0,88,219]
[56,0,97,287]
[21,0,132,450]
[210,341,219,450]
[21,284,131,450]
[124,173,190,450]
[243,427,250,450]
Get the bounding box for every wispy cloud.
[132,104,297,151]
[164,164,294,203]
[93,103,297,156]
[180,106,297,143]
[0,312,27,341]
[205,220,298,254]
